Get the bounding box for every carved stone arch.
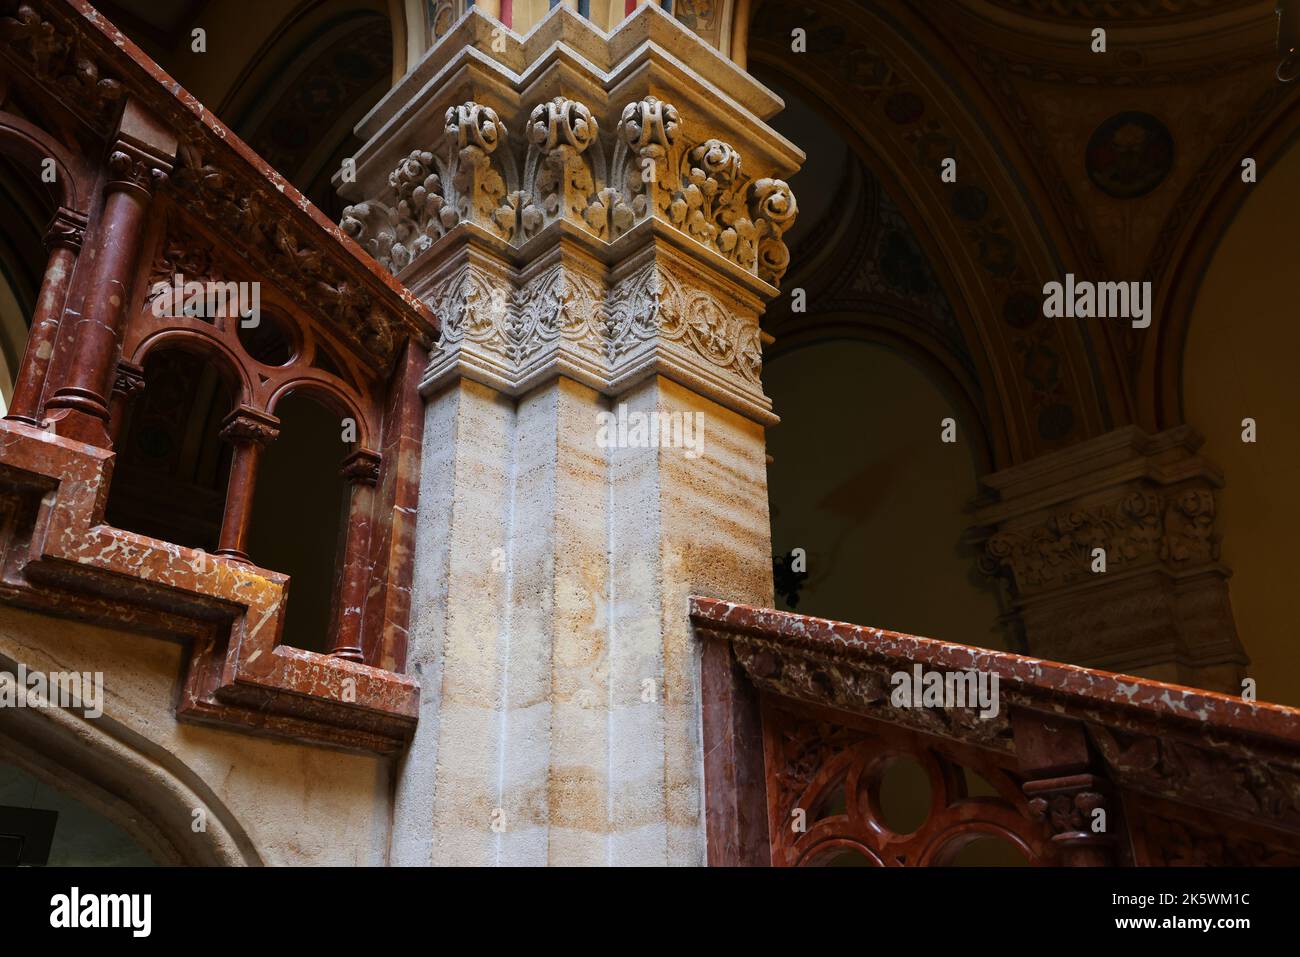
[1140,101,1300,432]
[222,9,394,216]
[267,375,375,451]
[130,327,256,407]
[0,650,262,866]
[748,0,1126,466]
[0,110,92,213]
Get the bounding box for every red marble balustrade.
[0,0,437,752]
[691,595,1300,866]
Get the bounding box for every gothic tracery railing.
[692,596,1300,866]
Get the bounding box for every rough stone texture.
[0,606,391,865]
[397,373,772,865]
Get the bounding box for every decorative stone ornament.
[341,49,801,422]
[335,3,803,866]
[344,94,797,286]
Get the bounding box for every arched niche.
[104,346,240,553]
[246,390,354,654]
[765,338,1006,651]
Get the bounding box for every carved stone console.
[971,425,1247,693]
[338,5,801,864]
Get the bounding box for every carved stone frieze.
[0,1,123,125]
[1087,723,1300,833]
[971,426,1247,688]
[714,628,1016,752]
[418,253,770,418]
[979,486,1218,593]
[605,261,764,384]
[427,261,606,367]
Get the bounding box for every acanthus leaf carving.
[979,486,1220,592]
[344,95,797,290]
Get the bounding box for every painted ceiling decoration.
[751,0,1298,461]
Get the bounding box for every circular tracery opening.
[872,755,932,836]
[236,310,295,366]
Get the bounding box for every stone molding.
[974,426,1227,596]
[690,597,1300,842]
[337,5,799,422]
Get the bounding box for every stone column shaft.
[346,5,801,865]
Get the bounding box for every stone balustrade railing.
[690,595,1300,866]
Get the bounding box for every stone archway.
[0,653,262,866]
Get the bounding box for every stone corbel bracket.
[337,3,802,424]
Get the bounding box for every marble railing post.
[330,449,382,663]
[214,407,280,564]
[339,5,801,865]
[5,207,87,426]
[45,99,176,448]
[1012,710,1117,866]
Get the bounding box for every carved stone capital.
[337,19,802,293]
[106,143,171,199]
[219,406,280,446]
[110,360,146,400]
[338,7,803,419]
[44,206,89,252]
[340,448,382,485]
[1025,774,1113,843]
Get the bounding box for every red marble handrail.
[690,595,1300,866]
[690,596,1300,747]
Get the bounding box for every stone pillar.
[214,407,280,564]
[45,99,176,448]
[5,206,87,426]
[973,425,1247,692]
[340,5,800,864]
[331,449,383,663]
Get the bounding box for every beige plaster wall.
[766,339,1006,650]
[1184,135,1300,709]
[0,605,393,865]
